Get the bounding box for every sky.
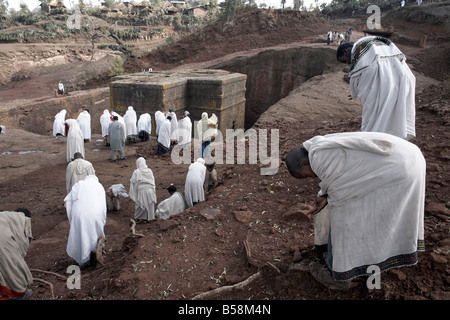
[7,0,332,12]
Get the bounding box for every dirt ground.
[0,8,449,305]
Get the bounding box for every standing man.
[58,81,64,95]
[177,111,192,147]
[166,107,178,145]
[64,175,107,268]
[157,116,172,154]
[108,116,126,162]
[285,132,425,289]
[0,208,33,300]
[65,119,85,163]
[66,152,95,193]
[184,158,206,208]
[337,36,416,140]
[129,157,157,223]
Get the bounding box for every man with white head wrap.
[196,113,218,158]
[123,106,138,141]
[65,119,85,163]
[76,109,91,142]
[53,109,67,137]
[129,157,157,223]
[66,152,96,193]
[184,158,206,208]
[64,175,106,268]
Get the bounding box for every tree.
[0,0,8,16]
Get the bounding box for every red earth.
[0,7,448,309]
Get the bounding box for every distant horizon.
[7,0,331,12]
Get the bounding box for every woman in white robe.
[123,106,138,139]
[64,175,106,267]
[137,113,152,140]
[184,158,206,208]
[157,117,171,153]
[100,110,112,138]
[53,109,67,137]
[177,111,192,146]
[76,110,91,142]
[155,111,165,137]
[65,119,85,163]
[166,108,178,144]
[129,157,157,222]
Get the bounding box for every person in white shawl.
[100,109,112,139]
[65,119,85,163]
[154,111,165,137]
[155,185,186,220]
[123,106,138,141]
[137,113,151,141]
[184,158,206,208]
[286,132,425,287]
[177,111,192,147]
[0,208,33,300]
[166,107,178,144]
[64,175,107,268]
[77,109,91,142]
[129,157,157,223]
[197,113,218,158]
[337,36,416,140]
[66,152,95,193]
[53,109,67,137]
[157,116,171,153]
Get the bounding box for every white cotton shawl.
[64,175,106,266]
[177,116,192,146]
[123,106,138,137]
[53,109,66,137]
[138,113,152,134]
[129,158,157,218]
[155,111,165,136]
[77,111,91,141]
[166,111,178,141]
[0,211,33,293]
[66,158,96,193]
[65,119,85,163]
[100,110,112,138]
[155,192,186,220]
[184,158,206,208]
[349,37,416,139]
[157,119,171,149]
[303,132,425,279]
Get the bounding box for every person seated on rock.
[285,131,426,290]
[0,208,33,300]
[155,185,186,220]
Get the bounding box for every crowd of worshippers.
[52,106,219,270]
[1,35,427,299]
